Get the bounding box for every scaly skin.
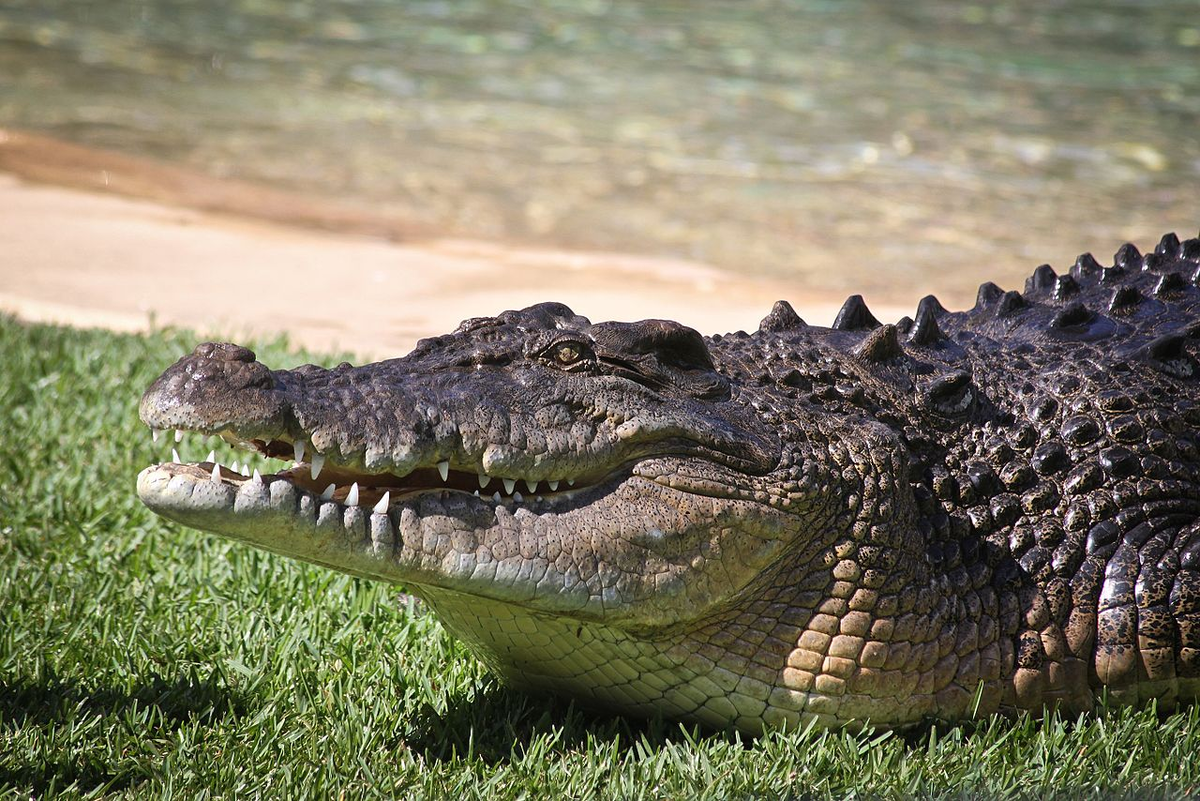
[137,233,1200,733]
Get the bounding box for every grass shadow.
[0,671,245,795]
[0,758,139,797]
[0,670,243,729]
[403,675,1198,773]
[403,682,741,765]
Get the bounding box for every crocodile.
[137,232,1200,733]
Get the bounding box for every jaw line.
[135,461,641,614]
[155,418,759,510]
[137,448,785,632]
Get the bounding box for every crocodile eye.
[555,343,582,365]
[537,339,594,372]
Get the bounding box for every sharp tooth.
[321,483,336,500]
[502,478,515,494]
[478,473,490,488]
[174,429,184,443]
[437,460,450,482]
[293,440,306,463]
[151,428,161,443]
[492,491,502,503]
[473,490,480,497]
[524,479,538,493]
[548,480,559,491]
[229,461,239,473]
[205,450,216,464]
[252,469,263,483]
[311,452,325,480]
[536,496,544,502]
[171,448,181,463]
[373,491,390,514]
[346,482,359,506]
[513,491,523,503]
[568,479,576,486]
[210,463,221,482]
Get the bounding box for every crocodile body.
[138,233,1200,733]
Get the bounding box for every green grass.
[2,314,1199,799]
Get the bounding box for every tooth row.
[414,456,575,496]
[480,476,570,496]
[160,429,319,479]
[197,467,563,515]
[155,427,578,502]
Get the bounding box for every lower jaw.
[136,463,503,584]
[135,462,619,607]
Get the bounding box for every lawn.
[1,315,1198,799]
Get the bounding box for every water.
[1,1,1198,304]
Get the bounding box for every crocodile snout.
[193,341,256,363]
[139,341,286,435]
[182,343,275,390]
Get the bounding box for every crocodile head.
[137,302,793,631]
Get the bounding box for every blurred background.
[0,0,1198,350]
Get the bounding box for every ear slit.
[588,319,729,399]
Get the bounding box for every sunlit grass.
[1,315,1198,798]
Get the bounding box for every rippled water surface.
[2,1,1198,302]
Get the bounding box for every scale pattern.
[693,233,1200,725]
[137,232,1200,732]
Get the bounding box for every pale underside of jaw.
[146,426,584,514]
[138,426,630,598]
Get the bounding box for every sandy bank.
[0,131,916,357]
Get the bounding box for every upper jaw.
[139,341,782,514]
[136,343,601,496]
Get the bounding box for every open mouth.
[148,427,591,513]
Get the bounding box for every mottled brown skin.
[138,233,1200,732]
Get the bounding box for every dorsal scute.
[1051,302,1094,329]
[1071,253,1103,281]
[909,295,946,346]
[1053,275,1080,302]
[1156,231,1181,258]
[1025,263,1058,294]
[975,281,1004,309]
[1108,285,1142,314]
[759,300,807,333]
[1114,242,1143,270]
[832,295,881,331]
[853,323,903,363]
[1155,272,1188,297]
[996,290,1027,317]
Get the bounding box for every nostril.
[193,342,257,363]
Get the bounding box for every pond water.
[1,0,1198,304]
